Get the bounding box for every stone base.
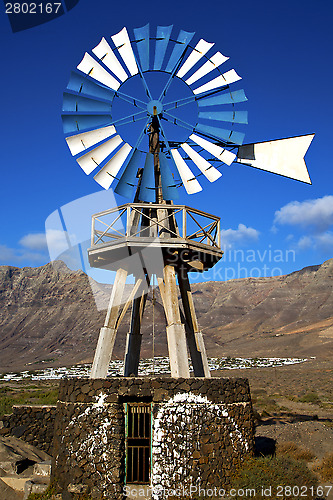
[52,377,254,499]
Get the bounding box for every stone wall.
[2,405,56,454]
[52,377,254,499]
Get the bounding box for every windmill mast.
[149,112,163,204]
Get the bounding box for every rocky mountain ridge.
[0,259,332,372]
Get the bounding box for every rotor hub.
[147,100,163,116]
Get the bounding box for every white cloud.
[0,244,17,262]
[274,195,333,232]
[46,229,72,260]
[0,242,48,264]
[19,233,47,251]
[297,236,312,250]
[221,223,259,248]
[274,196,333,255]
[295,232,333,253]
[315,232,333,252]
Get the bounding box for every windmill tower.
[54,24,313,496]
[62,25,313,379]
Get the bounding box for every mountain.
[0,259,332,373]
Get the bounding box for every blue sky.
[0,0,332,284]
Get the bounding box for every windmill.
[62,24,313,380]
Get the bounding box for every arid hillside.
[0,259,332,372]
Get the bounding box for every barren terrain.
[0,258,332,372]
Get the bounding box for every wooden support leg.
[123,276,149,376]
[90,268,128,379]
[177,269,211,378]
[160,265,190,378]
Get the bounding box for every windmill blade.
[176,39,214,79]
[185,52,229,86]
[66,125,116,156]
[154,25,173,70]
[198,89,247,107]
[196,123,245,145]
[77,53,121,91]
[165,29,195,73]
[134,24,150,72]
[92,37,128,82]
[237,134,314,184]
[159,152,179,200]
[62,114,112,135]
[193,69,242,95]
[139,153,155,202]
[77,135,123,174]
[198,110,248,124]
[181,143,222,182]
[115,149,143,198]
[170,149,202,194]
[94,143,132,189]
[190,133,236,165]
[67,70,147,109]
[163,89,247,112]
[62,92,112,113]
[111,27,138,76]
[115,116,152,198]
[66,71,116,102]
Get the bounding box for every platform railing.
[91,203,221,249]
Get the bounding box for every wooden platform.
[87,203,223,273]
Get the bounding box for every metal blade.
[115,149,143,198]
[177,39,214,79]
[77,53,121,91]
[181,143,222,182]
[139,153,155,202]
[196,123,245,145]
[193,69,241,95]
[134,24,150,72]
[159,152,179,200]
[237,134,314,184]
[111,27,138,76]
[189,133,236,165]
[165,29,195,73]
[66,71,116,101]
[94,143,132,189]
[170,149,202,194]
[62,114,112,134]
[62,92,112,112]
[77,135,123,174]
[185,51,229,85]
[154,25,173,70]
[92,37,128,82]
[198,89,247,107]
[198,111,248,124]
[66,125,116,156]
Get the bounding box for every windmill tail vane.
[62,24,314,202]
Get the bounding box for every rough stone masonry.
[52,377,254,499]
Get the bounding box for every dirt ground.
[0,357,332,499]
[214,357,333,498]
[214,357,333,456]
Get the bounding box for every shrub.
[27,483,56,499]
[276,442,315,462]
[0,386,58,418]
[230,455,317,499]
[314,452,333,481]
[298,392,320,404]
